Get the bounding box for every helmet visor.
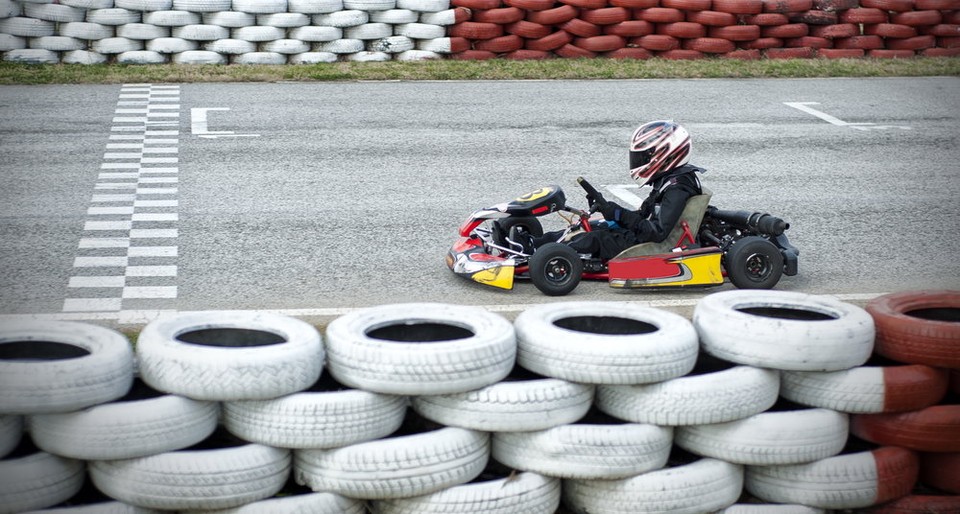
[630,148,656,171]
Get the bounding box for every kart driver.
[520,120,705,260]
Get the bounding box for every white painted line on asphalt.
[784,102,911,131]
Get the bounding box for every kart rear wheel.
[529,243,583,296]
[494,217,544,247]
[726,236,783,289]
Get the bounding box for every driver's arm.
[605,186,694,243]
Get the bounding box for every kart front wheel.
[725,236,784,290]
[529,243,583,296]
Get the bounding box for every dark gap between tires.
[0,341,90,361]
[553,316,657,335]
[905,307,960,323]
[366,322,474,342]
[736,307,837,321]
[176,328,286,347]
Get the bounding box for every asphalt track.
[1,77,958,326]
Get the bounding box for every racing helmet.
[629,120,691,187]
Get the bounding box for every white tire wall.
[89,439,291,511]
[27,381,218,460]
[136,311,324,401]
[222,376,407,449]
[693,290,875,371]
[675,408,850,465]
[372,471,560,514]
[324,303,516,395]
[514,301,699,384]
[0,416,22,459]
[0,321,133,415]
[179,492,365,514]
[563,458,743,514]
[294,427,489,499]
[0,449,85,513]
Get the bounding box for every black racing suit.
[535,164,704,260]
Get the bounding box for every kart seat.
[613,187,713,259]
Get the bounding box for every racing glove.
[600,200,624,223]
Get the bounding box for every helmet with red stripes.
[629,120,691,187]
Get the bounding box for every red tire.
[787,35,832,48]
[474,33,524,51]
[658,21,707,37]
[742,12,789,25]
[867,49,916,58]
[860,495,960,513]
[915,0,960,7]
[921,24,960,37]
[609,0,657,6]
[812,0,858,11]
[840,8,888,24]
[579,6,629,24]
[742,36,784,48]
[505,20,553,38]
[761,23,808,37]
[834,34,884,49]
[472,7,523,23]
[867,291,960,370]
[603,46,653,57]
[789,9,838,25]
[920,452,960,494]
[662,0,712,10]
[554,42,597,56]
[865,23,918,38]
[637,7,686,22]
[860,0,914,11]
[761,0,812,11]
[688,10,738,25]
[451,49,498,58]
[449,21,505,39]
[683,36,736,52]
[851,405,960,453]
[446,37,473,52]
[602,20,654,36]
[572,34,625,50]
[452,0,502,8]
[885,34,935,50]
[709,24,760,39]
[818,47,864,57]
[526,4,578,24]
[811,22,859,38]
[504,0,557,10]
[559,17,601,36]
[503,48,552,58]
[725,48,762,58]
[632,33,681,49]
[657,48,705,58]
[891,10,943,27]
[712,0,763,14]
[524,29,573,50]
[923,46,960,55]
[765,46,815,57]
[558,0,607,8]
[940,36,960,47]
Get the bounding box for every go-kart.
[446,177,799,296]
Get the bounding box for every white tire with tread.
[373,471,560,514]
[514,302,699,384]
[179,492,364,514]
[676,408,850,465]
[325,303,515,395]
[295,427,489,500]
[0,451,85,513]
[137,311,323,401]
[563,458,743,514]
[0,320,133,415]
[694,290,875,371]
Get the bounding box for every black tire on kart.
[494,217,544,246]
[725,236,784,290]
[529,243,583,296]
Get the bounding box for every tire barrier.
[4,289,959,512]
[866,290,960,369]
[1,0,957,62]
